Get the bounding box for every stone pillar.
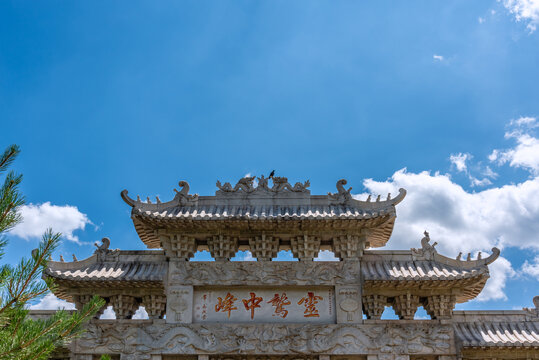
[336,285,362,323]
[249,234,279,261]
[109,294,139,319]
[207,235,238,261]
[392,293,420,320]
[142,294,167,319]
[424,295,456,319]
[363,294,387,319]
[291,234,321,261]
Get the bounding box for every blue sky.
[1,1,538,314]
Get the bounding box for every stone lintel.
[168,260,361,286]
[74,321,455,356]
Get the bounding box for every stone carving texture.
[207,235,239,261]
[328,179,353,205]
[249,235,279,261]
[424,295,456,319]
[216,176,310,194]
[332,235,363,260]
[168,261,360,286]
[74,321,454,357]
[110,295,140,319]
[291,235,321,261]
[142,294,167,319]
[166,285,193,324]
[161,235,196,260]
[336,286,361,323]
[362,295,387,320]
[393,293,420,320]
[94,237,120,262]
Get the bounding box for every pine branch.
[0,145,20,175]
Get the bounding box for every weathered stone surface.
[166,285,193,324]
[168,260,360,286]
[73,320,455,357]
[392,293,420,320]
[362,294,387,320]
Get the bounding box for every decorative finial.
[477,252,482,260]
[366,195,371,202]
[387,193,391,200]
[72,254,78,261]
[456,252,462,261]
[376,195,380,202]
[146,196,151,204]
[156,196,161,204]
[137,195,141,202]
[466,253,471,261]
[59,255,64,262]
[94,237,111,251]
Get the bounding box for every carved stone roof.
[121,177,406,248]
[43,250,166,301]
[453,312,539,348]
[45,249,493,303]
[362,248,498,302]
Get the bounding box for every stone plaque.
[166,285,193,324]
[193,287,335,323]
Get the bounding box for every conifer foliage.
[0,145,105,360]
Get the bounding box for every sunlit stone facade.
[42,176,539,360]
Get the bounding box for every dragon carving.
[216,175,310,194]
[328,179,353,204]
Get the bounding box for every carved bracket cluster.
[362,293,457,320]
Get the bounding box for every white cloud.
[356,152,539,300]
[469,176,493,187]
[479,16,486,23]
[433,54,444,61]
[510,116,538,127]
[315,250,339,261]
[11,202,92,243]
[502,0,539,33]
[489,117,539,175]
[100,306,115,319]
[522,255,539,277]
[132,307,149,319]
[450,153,470,172]
[477,257,516,301]
[29,293,76,310]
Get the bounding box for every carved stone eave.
[43,250,167,302]
[362,250,493,303]
[132,215,396,250]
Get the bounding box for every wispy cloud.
[433,54,444,61]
